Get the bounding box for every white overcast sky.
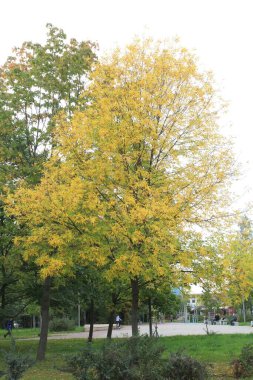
[1,0,253,210]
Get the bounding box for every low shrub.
[68,336,209,380]
[68,335,165,380]
[231,344,253,378]
[241,344,253,368]
[97,336,165,380]
[231,359,245,378]
[2,339,34,380]
[67,344,99,380]
[164,351,209,380]
[49,317,75,332]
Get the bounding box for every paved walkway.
[18,323,253,340]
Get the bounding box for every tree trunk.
[36,277,51,361]
[88,299,94,342]
[0,283,6,328]
[107,310,115,338]
[131,278,139,336]
[242,298,246,322]
[0,264,7,328]
[77,303,81,327]
[148,297,152,337]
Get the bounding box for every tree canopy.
[7,38,236,336]
[1,24,97,359]
[0,23,96,184]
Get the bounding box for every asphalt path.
[17,323,253,340]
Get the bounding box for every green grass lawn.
[1,334,253,379]
[0,326,84,340]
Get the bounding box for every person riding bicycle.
[116,315,122,329]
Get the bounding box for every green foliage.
[140,281,181,319]
[0,23,97,335]
[224,216,253,306]
[2,339,34,380]
[231,344,253,378]
[4,351,34,380]
[49,318,75,332]
[68,336,166,380]
[164,351,209,380]
[2,335,253,379]
[0,24,97,184]
[98,336,165,380]
[67,344,98,380]
[68,336,209,380]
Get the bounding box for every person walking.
[4,319,13,338]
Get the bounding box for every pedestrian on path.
[4,319,13,338]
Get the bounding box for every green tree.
[0,23,96,184]
[140,280,180,336]
[1,24,97,360]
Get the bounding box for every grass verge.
[0,326,84,340]
[1,334,253,379]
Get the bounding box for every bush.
[231,359,245,379]
[68,335,165,380]
[67,344,99,380]
[98,336,165,380]
[231,344,253,378]
[68,336,209,380]
[164,351,209,380]
[49,317,75,332]
[2,339,34,380]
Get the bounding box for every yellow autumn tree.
[221,217,253,312]
[8,160,107,278]
[9,38,236,335]
[190,235,229,312]
[60,39,235,334]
